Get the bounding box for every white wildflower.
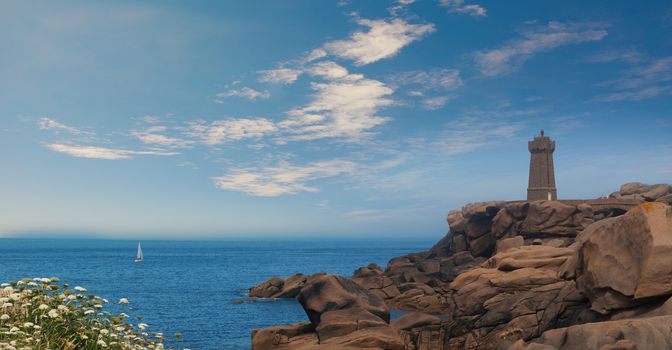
[1,303,12,308]
[38,304,49,310]
[67,295,77,301]
[84,309,95,315]
[9,326,19,333]
[0,314,9,320]
[48,309,59,318]
[118,298,129,305]
[39,278,51,284]
[96,339,107,348]
[22,322,33,328]
[100,329,109,335]
[138,323,148,330]
[74,286,87,292]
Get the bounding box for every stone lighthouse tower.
[527,129,557,201]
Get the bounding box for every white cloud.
[258,68,302,84]
[186,118,277,145]
[46,144,177,160]
[131,126,193,148]
[391,68,462,91]
[38,117,94,136]
[216,87,270,101]
[475,22,608,77]
[280,73,394,140]
[212,160,357,196]
[440,0,486,17]
[307,61,350,80]
[421,95,452,110]
[596,56,672,102]
[398,0,416,4]
[324,18,435,66]
[305,48,328,63]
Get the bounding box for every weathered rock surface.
[576,202,672,314]
[249,273,309,299]
[390,312,441,331]
[316,307,388,341]
[352,264,401,301]
[251,183,672,350]
[298,274,390,325]
[492,201,593,239]
[251,323,316,350]
[508,315,672,350]
[253,273,404,349]
[444,244,594,349]
[610,182,672,202]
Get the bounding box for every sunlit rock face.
[251,183,672,350]
[576,202,672,313]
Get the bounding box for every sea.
[0,238,436,349]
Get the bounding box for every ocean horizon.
[0,237,437,349]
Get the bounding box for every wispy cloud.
[186,118,277,145]
[324,18,435,66]
[585,49,646,64]
[475,21,608,77]
[433,116,525,155]
[212,160,357,196]
[440,0,486,17]
[131,126,194,148]
[216,86,270,101]
[280,63,394,140]
[390,68,463,91]
[258,68,302,84]
[304,49,328,63]
[46,144,177,160]
[38,117,95,136]
[421,95,452,110]
[595,56,672,101]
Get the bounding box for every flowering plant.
[0,277,181,350]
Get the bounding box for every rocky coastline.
[249,182,672,349]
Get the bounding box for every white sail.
[135,241,143,262]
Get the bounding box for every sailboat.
[135,241,143,263]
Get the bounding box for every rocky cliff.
[249,182,672,349]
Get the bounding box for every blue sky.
[1,0,671,239]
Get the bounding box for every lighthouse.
[527,129,557,201]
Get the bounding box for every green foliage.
[0,278,182,350]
